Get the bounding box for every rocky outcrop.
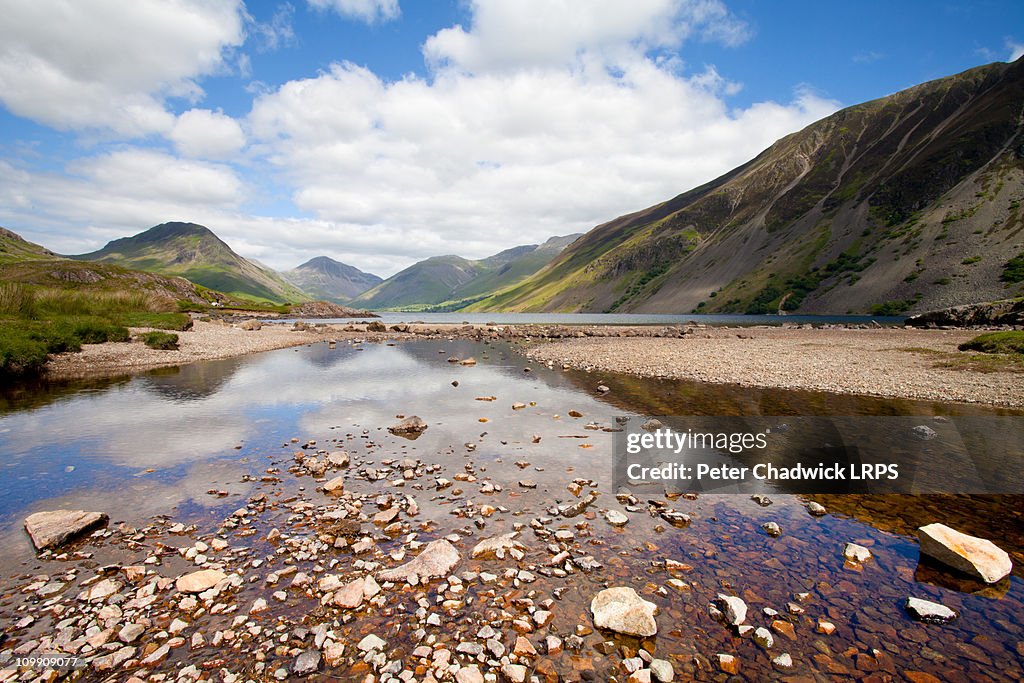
[23,509,108,551]
[590,587,658,637]
[289,301,377,318]
[905,298,1024,327]
[917,523,1012,583]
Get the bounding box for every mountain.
[72,222,309,304]
[0,227,58,264]
[281,256,382,303]
[472,58,1024,315]
[349,234,581,310]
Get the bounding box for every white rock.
[590,587,658,637]
[917,523,1012,584]
[843,543,872,563]
[715,594,747,626]
[905,597,958,623]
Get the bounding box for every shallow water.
[282,311,906,326]
[0,339,1020,680]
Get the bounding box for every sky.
[1,0,1022,277]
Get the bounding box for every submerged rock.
[388,415,428,437]
[590,587,658,637]
[23,509,108,551]
[843,543,872,563]
[471,532,522,559]
[377,538,460,585]
[917,523,1012,584]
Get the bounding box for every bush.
[958,331,1024,355]
[1002,252,1024,283]
[141,331,179,350]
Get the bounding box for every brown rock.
[175,569,228,593]
[24,509,108,550]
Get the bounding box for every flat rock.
[377,538,460,585]
[605,510,629,526]
[292,649,321,676]
[322,477,345,494]
[175,569,227,593]
[333,578,365,609]
[843,542,872,563]
[905,597,958,624]
[24,509,108,550]
[471,532,522,559]
[917,523,1012,584]
[590,586,658,637]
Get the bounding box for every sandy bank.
[522,327,1022,408]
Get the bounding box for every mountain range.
[468,57,1024,314]
[349,234,580,310]
[6,58,1023,314]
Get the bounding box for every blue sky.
[0,0,1021,276]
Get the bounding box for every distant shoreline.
[41,320,1021,408]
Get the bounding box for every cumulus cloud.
[0,0,245,136]
[170,108,247,158]
[307,0,400,24]
[423,0,750,72]
[1008,39,1024,62]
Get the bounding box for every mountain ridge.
[282,256,382,303]
[468,58,1024,314]
[72,222,309,304]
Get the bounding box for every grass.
[140,331,179,350]
[0,283,177,377]
[957,331,1024,355]
[1001,252,1024,283]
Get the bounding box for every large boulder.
[917,523,1012,584]
[377,539,460,585]
[24,510,108,551]
[590,587,658,637]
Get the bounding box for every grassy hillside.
[472,57,1024,314]
[72,222,309,305]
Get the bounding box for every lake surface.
[285,311,906,326]
[0,339,1020,680]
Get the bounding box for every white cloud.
[0,0,245,136]
[423,0,750,73]
[170,109,246,159]
[1008,39,1024,62]
[307,0,399,24]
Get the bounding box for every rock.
[843,543,872,563]
[292,649,321,676]
[389,416,428,436]
[905,297,1024,327]
[911,425,937,441]
[772,653,794,670]
[597,385,610,393]
[327,451,350,468]
[322,477,345,494]
[366,321,387,332]
[456,666,484,683]
[357,634,386,652]
[650,659,674,682]
[716,654,738,674]
[605,510,629,526]
[323,642,345,667]
[377,538,460,584]
[590,587,658,637]
[118,623,145,643]
[334,578,365,609]
[175,569,227,593]
[753,627,773,649]
[715,594,747,626]
[239,319,262,331]
[816,620,836,635]
[905,597,958,624]
[500,663,528,683]
[80,578,120,602]
[917,523,1012,584]
[807,501,827,516]
[751,494,772,506]
[763,522,781,537]
[460,357,477,366]
[23,509,108,550]
[471,532,522,559]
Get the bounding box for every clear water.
[0,339,1019,681]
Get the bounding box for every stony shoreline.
[43,320,1021,408]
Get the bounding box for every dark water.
[281,311,905,326]
[0,339,1020,680]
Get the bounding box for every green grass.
[868,296,921,316]
[957,331,1024,355]
[0,283,170,377]
[1001,252,1024,283]
[140,331,179,350]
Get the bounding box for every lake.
[0,338,1019,680]
[283,311,907,326]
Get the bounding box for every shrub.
[1001,252,1024,283]
[141,331,179,350]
